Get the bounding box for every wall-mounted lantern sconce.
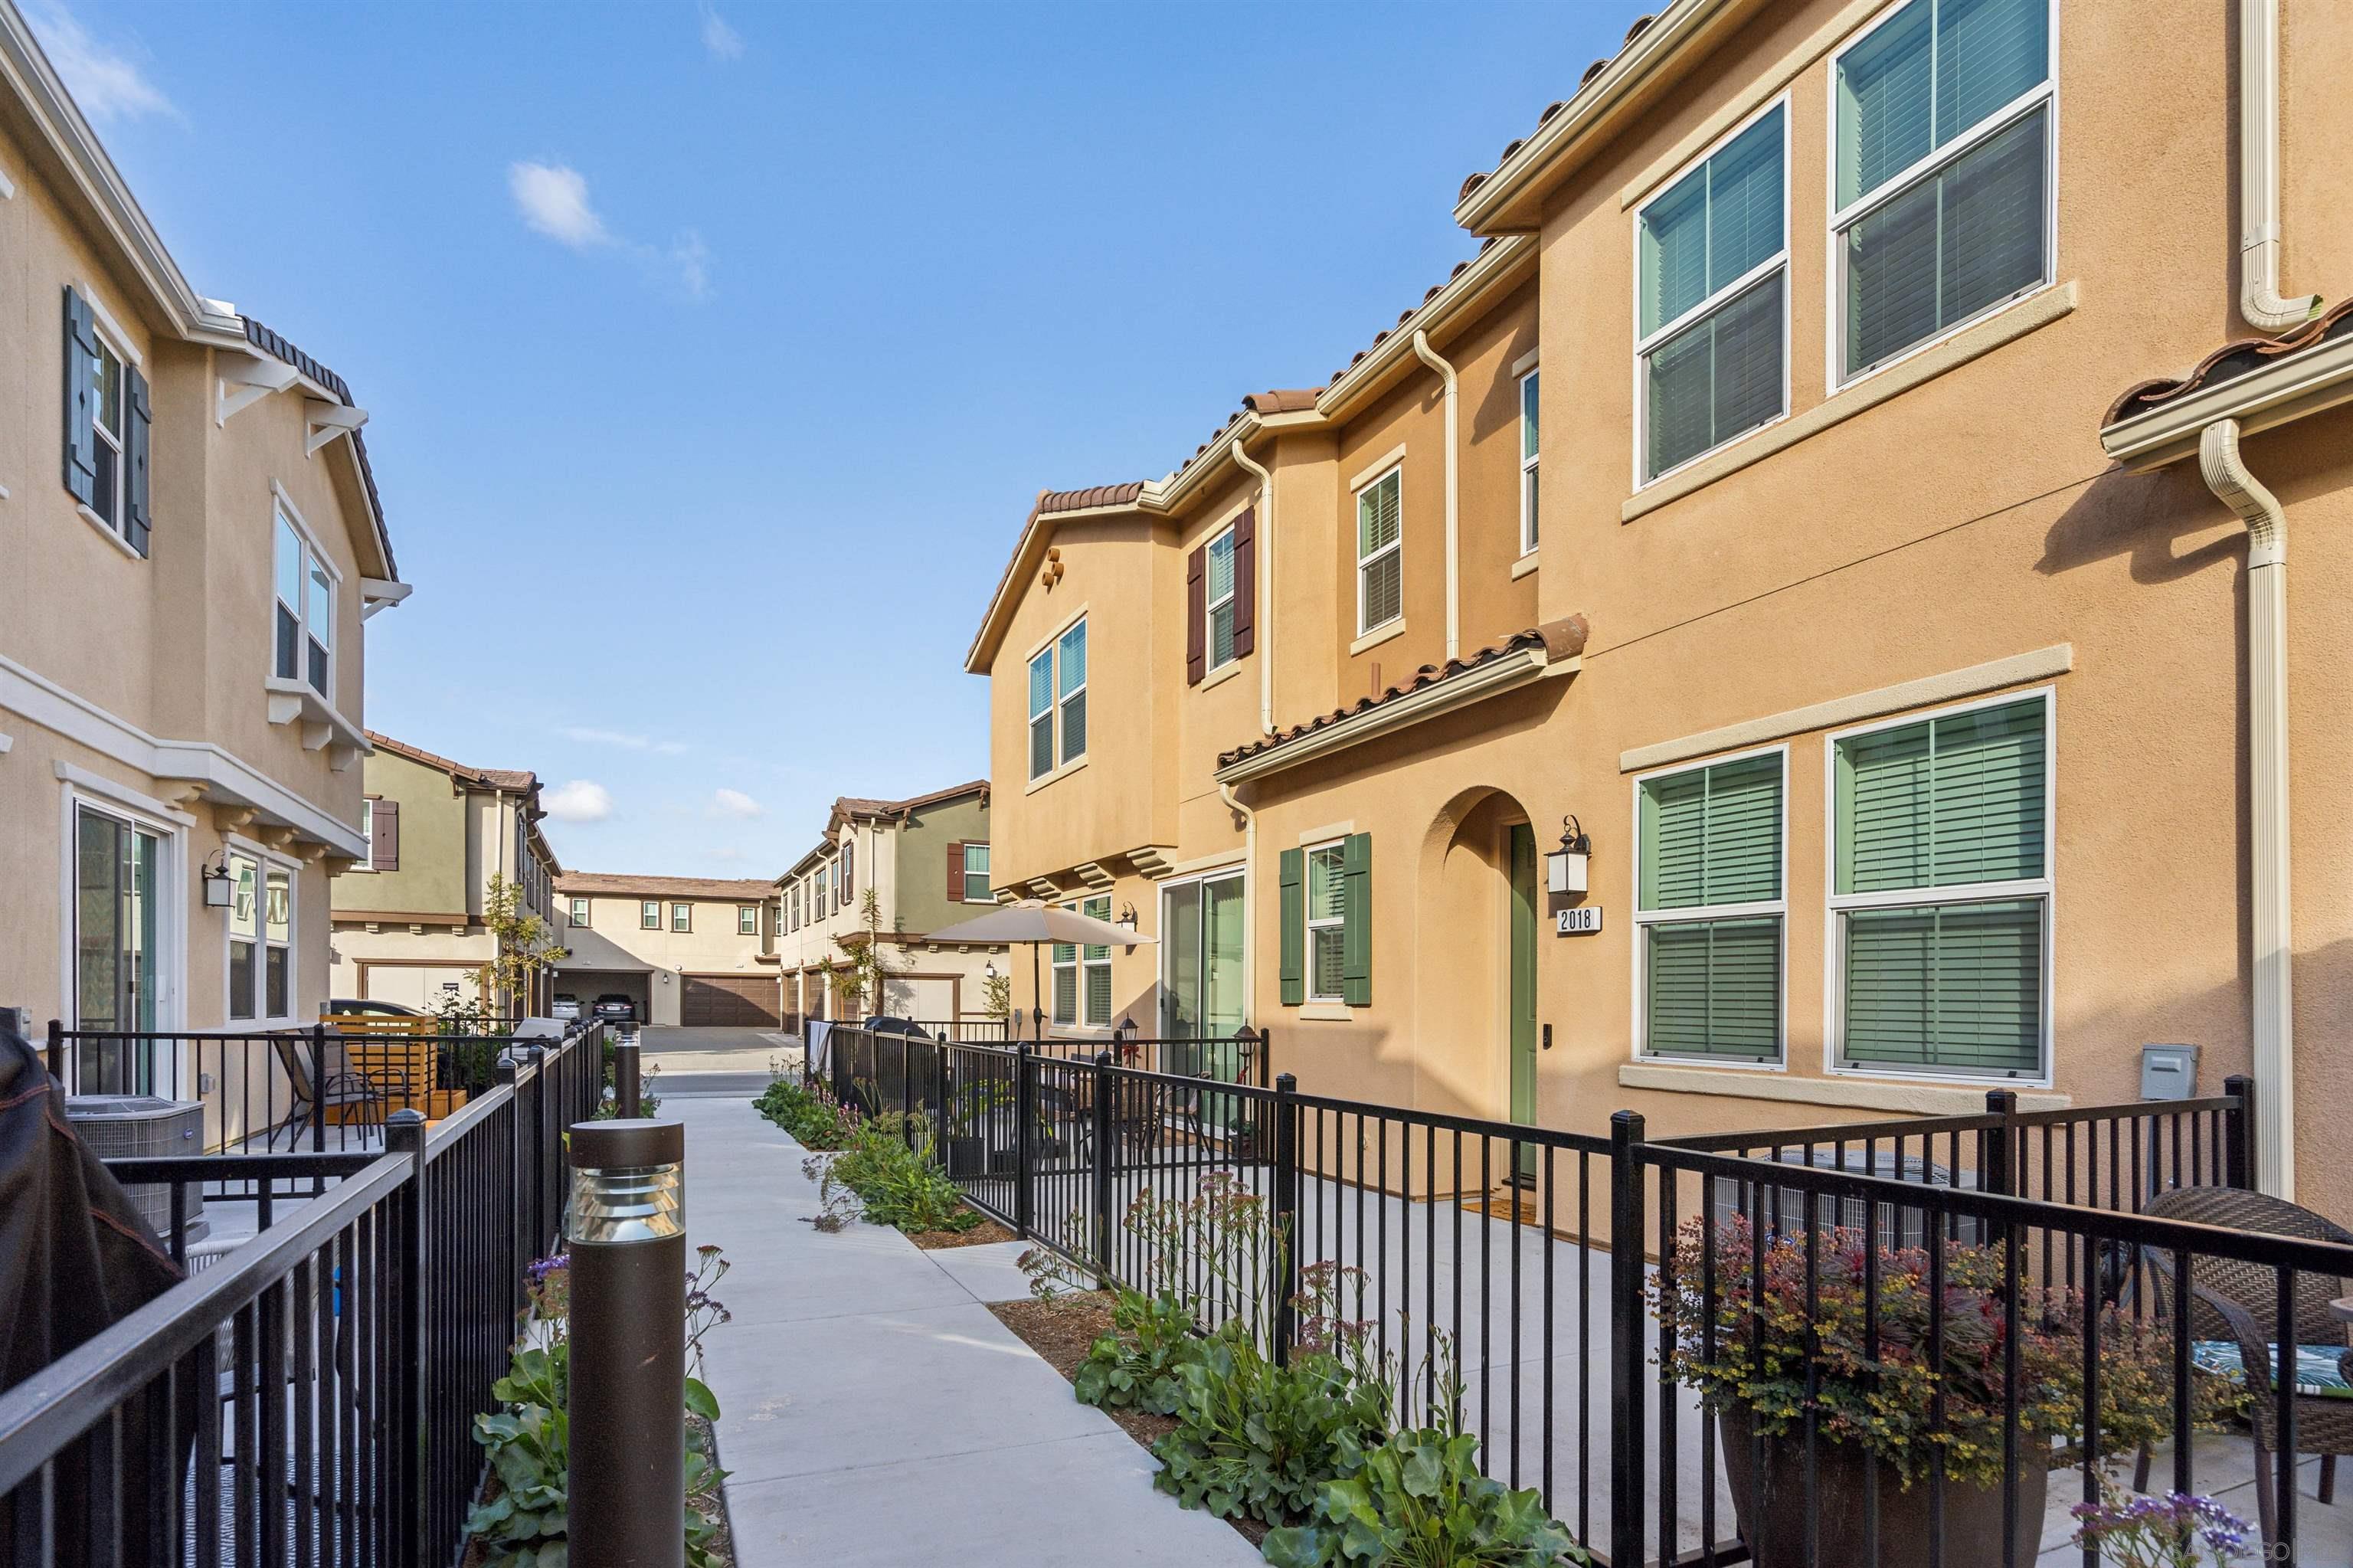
[201,852,235,908]
[1546,816,1591,896]
[983,959,998,981]
[1115,902,1138,934]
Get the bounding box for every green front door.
[1508,824,1539,1171]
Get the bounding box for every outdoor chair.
[269,1033,391,1150]
[2138,1185,2353,1548]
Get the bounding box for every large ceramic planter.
[1715,1406,2048,1568]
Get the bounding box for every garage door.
[681,974,781,1027]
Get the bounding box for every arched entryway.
[1415,786,1540,1137]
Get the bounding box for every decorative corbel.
[218,354,300,425]
[216,806,259,833]
[305,399,368,457]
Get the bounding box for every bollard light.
[566,1119,686,1568]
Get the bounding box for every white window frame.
[1821,686,2056,1087]
[1824,0,2059,391]
[738,904,758,936]
[355,799,375,872]
[1024,608,1091,787]
[61,783,186,1040]
[1303,838,1349,1006]
[570,895,591,928]
[1204,524,1239,674]
[85,313,130,535]
[1157,863,1249,1035]
[270,493,342,702]
[961,842,992,904]
[1631,94,1793,491]
[1517,368,1540,558]
[1353,466,1403,638]
[640,899,660,931]
[224,838,299,1028]
[1628,743,1790,1070]
[1049,895,1114,1029]
[672,902,692,933]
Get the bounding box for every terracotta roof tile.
[364,731,536,794]
[555,872,777,899]
[831,779,989,822]
[1215,616,1588,770]
[1039,481,1147,515]
[1455,11,1655,210]
[2103,299,2353,427]
[243,317,394,578]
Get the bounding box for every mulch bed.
[903,1214,1016,1249]
[988,1295,1269,1550]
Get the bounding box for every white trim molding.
[2102,329,2353,470]
[1620,644,2072,772]
[1619,1061,2069,1115]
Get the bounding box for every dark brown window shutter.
[372,799,401,871]
[1232,508,1256,658]
[1186,544,1206,685]
[947,842,964,900]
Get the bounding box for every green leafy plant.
[1074,1289,1212,1415]
[471,873,570,1019]
[803,1115,980,1233]
[1653,1215,2243,1490]
[1152,1334,1390,1527]
[1261,1429,1585,1567]
[465,1344,571,1566]
[753,1075,860,1151]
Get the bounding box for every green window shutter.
[1645,918,1780,1061]
[1838,697,2043,894]
[125,366,151,557]
[1640,753,1782,910]
[62,288,98,508]
[1278,848,1304,1006]
[1341,833,1372,1007]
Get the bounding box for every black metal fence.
[0,1023,607,1568]
[800,1030,2341,1565]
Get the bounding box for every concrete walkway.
[667,1095,1261,1567]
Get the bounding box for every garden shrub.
[1073,1289,1216,1416]
[1151,1334,1389,1527]
[753,1075,859,1150]
[1260,1429,1585,1567]
[807,1116,980,1233]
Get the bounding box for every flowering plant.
[2070,1481,2250,1565]
[1651,1215,2240,1489]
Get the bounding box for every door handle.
[1541,1023,1553,1052]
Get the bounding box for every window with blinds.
[1832,694,2049,1077]
[1051,894,1114,1027]
[1834,0,2051,380]
[1635,751,1784,1062]
[1027,647,1054,780]
[1637,103,1786,483]
[1356,468,1402,635]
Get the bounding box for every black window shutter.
[125,367,152,557]
[1186,545,1206,685]
[373,799,401,871]
[62,289,97,508]
[1231,509,1255,658]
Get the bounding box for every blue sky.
[28,0,1638,876]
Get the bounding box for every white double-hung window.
[1206,528,1239,673]
[273,510,335,698]
[1355,468,1402,636]
[1050,894,1112,1027]
[1834,0,2053,381]
[1517,371,1539,555]
[1028,617,1088,781]
[1830,692,2050,1080]
[1636,102,1787,484]
[1635,751,1785,1063]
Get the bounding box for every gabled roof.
[243,319,395,578]
[779,779,991,882]
[365,732,537,794]
[556,872,777,900]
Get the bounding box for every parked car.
[326,999,430,1018]
[551,994,581,1021]
[591,994,637,1024]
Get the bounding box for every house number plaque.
[1555,907,1602,935]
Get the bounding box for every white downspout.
[1411,330,1461,660]
[1221,781,1257,1020]
[2201,417,2295,1196]
[2239,0,2322,331]
[1230,431,1277,735]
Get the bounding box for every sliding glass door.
[74,804,162,1090]
[1161,872,1247,1079]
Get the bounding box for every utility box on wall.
[2139,1043,2199,1102]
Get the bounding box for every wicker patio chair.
[2139,1185,2353,1549]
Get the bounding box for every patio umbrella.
[925,899,1156,1036]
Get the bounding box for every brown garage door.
[680,974,780,1027]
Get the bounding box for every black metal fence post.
[1981,1088,2017,1196]
[1608,1109,1647,1568]
[932,1036,950,1156]
[1270,1071,1301,1367]
[1091,1052,1115,1286]
[613,1038,641,1119]
[898,1034,914,1148]
[385,1108,429,1568]
[566,1118,687,1568]
[1013,1043,1036,1239]
[1254,1026,1272,1088]
[2225,1072,2257,1189]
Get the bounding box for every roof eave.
[1450,0,1756,237]
[1314,237,1537,422]
[1214,647,1576,786]
[2099,333,2353,470]
[964,496,1154,674]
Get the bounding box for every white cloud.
[508,162,609,250]
[709,787,763,820]
[544,781,615,823]
[666,231,711,300]
[25,2,178,123]
[561,725,688,757]
[699,4,744,61]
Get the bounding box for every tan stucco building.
[327,734,561,1013]
[553,872,781,1027]
[777,781,1006,1028]
[0,5,407,1058]
[972,0,2353,1215]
